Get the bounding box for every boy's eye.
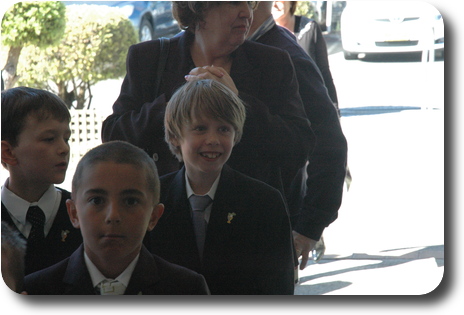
[124,198,140,206]
[193,126,207,132]
[89,197,104,206]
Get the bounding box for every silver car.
[341,1,444,60]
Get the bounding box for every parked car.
[340,1,444,60]
[63,1,179,42]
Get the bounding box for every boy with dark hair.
[1,87,82,275]
[148,79,295,294]
[24,141,210,295]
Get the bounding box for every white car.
[340,1,444,59]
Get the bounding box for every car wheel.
[343,50,358,60]
[139,17,154,42]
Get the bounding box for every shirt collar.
[248,16,276,42]
[185,172,221,201]
[84,251,140,289]
[1,178,60,225]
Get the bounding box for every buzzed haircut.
[71,141,160,204]
[1,86,70,147]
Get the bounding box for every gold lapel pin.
[61,230,70,242]
[227,212,236,224]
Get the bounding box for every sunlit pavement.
[294,106,444,295]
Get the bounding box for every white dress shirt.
[185,173,220,223]
[1,178,61,238]
[84,251,140,294]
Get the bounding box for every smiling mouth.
[200,152,222,159]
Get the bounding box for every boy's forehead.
[76,161,154,194]
[24,113,69,128]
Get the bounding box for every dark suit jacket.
[1,188,83,275]
[255,24,348,240]
[146,165,295,295]
[24,244,210,295]
[102,31,312,199]
[294,16,338,105]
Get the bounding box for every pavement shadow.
[340,106,424,117]
[296,245,444,295]
[296,281,351,295]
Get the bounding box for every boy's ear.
[66,199,81,229]
[147,203,165,232]
[171,137,180,147]
[1,141,18,167]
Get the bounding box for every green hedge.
[17,4,138,109]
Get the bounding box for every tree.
[17,4,138,109]
[1,1,66,90]
[295,1,317,20]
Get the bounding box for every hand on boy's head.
[185,66,238,95]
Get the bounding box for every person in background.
[1,87,83,275]
[272,1,339,110]
[24,141,210,295]
[248,2,348,271]
[101,1,313,209]
[148,79,294,294]
[2,221,27,293]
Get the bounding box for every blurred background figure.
[272,1,353,262]
[272,1,338,111]
[2,221,26,293]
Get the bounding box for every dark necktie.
[26,206,45,246]
[189,195,212,259]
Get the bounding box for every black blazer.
[24,244,210,295]
[1,188,83,275]
[102,31,312,198]
[256,24,348,240]
[146,165,295,295]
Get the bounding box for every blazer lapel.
[125,246,159,295]
[159,167,202,269]
[204,166,241,253]
[62,245,96,294]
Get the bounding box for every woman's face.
[272,1,291,20]
[198,2,253,49]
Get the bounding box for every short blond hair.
[165,80,246,161]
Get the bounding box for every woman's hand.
[185,65,239,95]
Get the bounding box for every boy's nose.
[105,203,121,224]
[206,132,220,146]
[58,139,70,156]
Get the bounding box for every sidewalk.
[294,245,444,295]
[293,109,445,295]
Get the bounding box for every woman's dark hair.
[172,1,258,33]
[289,2,298,16]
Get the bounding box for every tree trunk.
[2,46,23,90]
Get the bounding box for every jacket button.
[153,153,159,162]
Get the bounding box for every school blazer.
[102,31,312,198]
[24,244,210,295]
[147,165,295,295]
[1,188,83,275]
